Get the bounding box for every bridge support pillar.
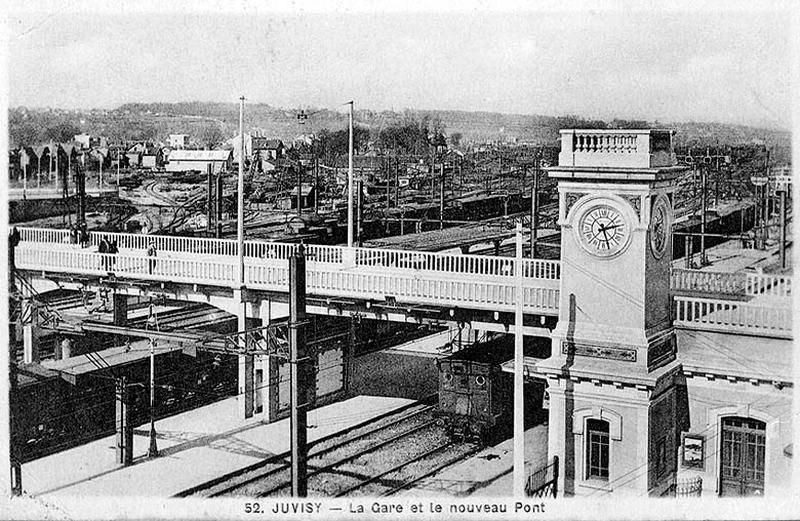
[113,294,128,327]
[236,289,255,419]
[258,299,281,423]
[22,300,40,364]
[113,294,128,348]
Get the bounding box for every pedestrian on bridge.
[79,223,89,248]
[99,237,110,273]
[147,241,157,275]
[109,240,119,274]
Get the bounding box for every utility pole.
[314,157,319,215]
[207,164,214,235]
[700,165,707,265]
[512,222,525,497]
[356,179,364,247]
[347,101,355,248]
[237,96,253,418]
[779,186,787,269]
[238,96,246,283]
[296,165,302,218]
[216,174,223,239]
[7,348,21,495]
[439,162,445,230]
[289,245,309,497]
[530,156,540,259]
[385,158,391,211]
[394,156,399,207]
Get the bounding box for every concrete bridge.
[15,227,792,341]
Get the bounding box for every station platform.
[21,394,413,498]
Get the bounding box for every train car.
[436,334,550,445]
[436,336,514,444]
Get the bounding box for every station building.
[528,129,793,498]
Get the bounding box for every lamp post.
[146,304,159,457]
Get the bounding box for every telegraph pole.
[439,162,445,230]
[290,245,309,497]
[347,101,355,248]
[513,222,525,497]
[239,95,246,277]
[207,164,214,235]
[237,96,253,418]
[394,156,399,207]
[700,165,707,265]
[356,179,364,247]
[779,187,787,269]
[530,155,540,259]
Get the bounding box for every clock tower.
[538,129,689,496]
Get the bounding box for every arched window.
[586,418,610,480]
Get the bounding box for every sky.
[4,1,795,129]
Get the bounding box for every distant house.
[73,133,92,150]
[17,146,37,176]
[225,133,252,164]
[165,149,232,174]
[88,148,108,169]
[278,184,316,210]
[142,146,165,169]
[260,157,297,173]
[253,138,285,160]
[168,134,190,149]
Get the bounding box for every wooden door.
[720,417,765,497]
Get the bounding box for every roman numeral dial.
[576,203,630,258]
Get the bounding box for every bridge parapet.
[15,241,561,316]
[673,295,792,339]
[17,227,561,281]
[671,268,792,299]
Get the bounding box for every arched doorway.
[720,416,766,496]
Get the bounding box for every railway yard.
[7,127,793,502]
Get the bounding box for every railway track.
[179,396,476,498]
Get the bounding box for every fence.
[525,456,559,498]
[674,476,703,497]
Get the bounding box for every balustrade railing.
[16,247,561,315]
[673,296,792,339]
[671,269,746,296]
[572,132,637,154]
[745,272,792,298]
[16,227,560,281]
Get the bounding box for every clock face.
[650,196,670,258]
[576,203,630,258]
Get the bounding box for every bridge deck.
[16,227,793,338]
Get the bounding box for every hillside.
[9,102,791,158]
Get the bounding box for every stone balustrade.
[557,129,677,169]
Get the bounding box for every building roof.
[289,184,315,196]
[253,138,284,149]
[676,329,792,384]
[168,150,232,161]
